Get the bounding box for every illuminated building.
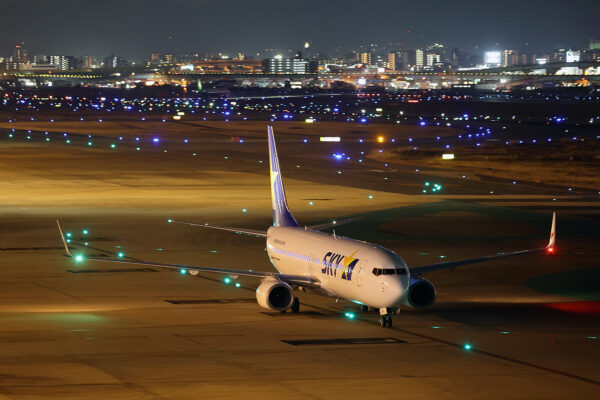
[590,38,600,50]
[49,55,76,70]
[426,53,440,67]
[566,50,581,62]
[415,49,424,70]
[502,49,519,67]
[484,51,501,66]
[13,45,28,64]
[359,52,372,65]
[150,53,160,64]
[582,49,600,62]
[82,55,95,68]
[164,54,174,63]
[104,55,128,68]
[262,55,317,74]
[387,53,396,71]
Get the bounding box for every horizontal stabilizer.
[308,218,358,231]
[169,220,267,237]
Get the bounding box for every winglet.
[56,219,72,257]
[546,212,556,251]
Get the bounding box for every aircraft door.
[356,260,367,288]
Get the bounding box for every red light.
[546,247,554,254]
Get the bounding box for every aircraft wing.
[56,220,317,288]
[409,213,556,276]
[169,219,267,237]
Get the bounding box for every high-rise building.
[415,49,424,70]
[502,49,518,67]
[13,45,28,64]
[150,53,160,64]
[426,53,440,67]
[82,55,95,68]
[164,54,174,63]
[582,49,600,62]
[48,55,75,70]
[387,53,396,70]
[552,49,566,63]
[590,39,600,50]
[104,55,128,68]
[398,49,416,70]
[359,52,371,65]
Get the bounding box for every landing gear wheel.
[380,315,392,328]
[291,298,300,314]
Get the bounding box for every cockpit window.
[372,268,407,276]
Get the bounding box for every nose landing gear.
[380,315,392,328]
[379,308,393,328]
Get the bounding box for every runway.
[0,121,598,399]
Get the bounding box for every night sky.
[1,0,599,60]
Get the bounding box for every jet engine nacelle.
[402,277,436,308]
[255,278,295,312]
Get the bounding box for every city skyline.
[1,0,599,60]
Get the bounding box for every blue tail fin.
[267,126,298,227]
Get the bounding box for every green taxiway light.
[344,312,355,319]
[368,195,373,199]
[110,143,116,149]
[88,141,93,146]
[66,239,71,243]
[82,229,88,235]
[74,254,84,262]
[242,208,247,213]
[235,282,241,288]
[66,139,70,143]
[425,182,430,186]
[167,219,173,223]
[224,277,231,284]
[180,268,186,275]
[464,343,472,350]
[117,252,125,258]
[8,134,13,138]
[431,326,441,329]
[66,232,72,238]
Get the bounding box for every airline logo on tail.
[267,126,298,227]
[322,250,360,281]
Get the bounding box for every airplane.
[57,126,557,328]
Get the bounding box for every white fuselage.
[266,226,410,309]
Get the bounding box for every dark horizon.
[1,0,599,60]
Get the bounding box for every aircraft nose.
[387,277,405,306]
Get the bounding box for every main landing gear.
[380,308,393,328]
[291,297,300,314]
[280,298,300,314]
